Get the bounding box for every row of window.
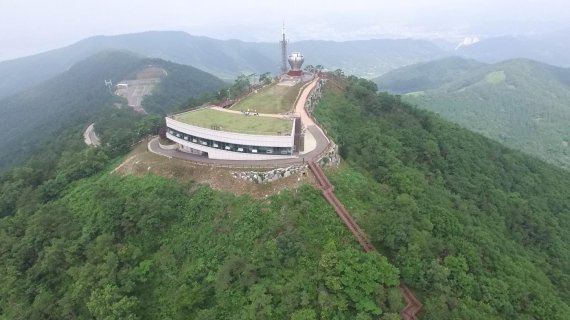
[167,128,293,155]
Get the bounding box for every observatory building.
[165,109,298,161]
[163,27,314,161]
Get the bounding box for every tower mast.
[280,23,288,74]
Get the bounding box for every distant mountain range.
[2,30,570,101]
[376,57,570,169]
[0,31,446,99]
[456,34,570,67]
[0,51,224,169]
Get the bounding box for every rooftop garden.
[174,108,293,135]
[231,82,304,114]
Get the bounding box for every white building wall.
[165,116,297,161]
[166,133,295,160]
[166,117,295,148]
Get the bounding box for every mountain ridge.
[0,31,446,99]
[1,73,570,319]
[376,57,570,170]
[0,50,224,169]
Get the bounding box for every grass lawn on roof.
[175,109,293,135]
[231,82,303,114]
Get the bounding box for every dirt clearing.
[112,142,318,198]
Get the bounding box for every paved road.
[148,78,331,168]
[83,123,101,147]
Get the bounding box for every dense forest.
[374,57,485,93]
[140,58,225,115]
[0,65,406,318]
[0,51,224,169]
[315,75,570,319]
[377,58,570,170]
[0,51,142,169]
[0,100,403,319]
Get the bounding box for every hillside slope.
[0,31,446,98]
[0,51,224,169]
[375,57,485,93]
[1,72,570,319]
[0,106,402,318]
[376,58,570,170]
[0,174,402,319]
[315,76,570,319]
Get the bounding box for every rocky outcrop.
[317,143,340,167]
[232,165,307,184]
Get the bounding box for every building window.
[167,127,291,156]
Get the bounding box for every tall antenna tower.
[280,23,288,74]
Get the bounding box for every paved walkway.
[210,106,293,119]
[295,79,318,127]
[300,129,317,154]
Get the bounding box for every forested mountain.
[0,81,403,319]
[376,58,570,170]
[5,30,570,101]
[0,170,403,318]
[374,57,485,93]
[293,39,445,79]
[315,76,570,319]
[140,59,226,114]
[0,31,446,98]
[1,69,570,319]
[1,73,570,319]
[456,32,570,67]
[0,50,224,169]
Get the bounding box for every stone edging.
[232,165,307,184]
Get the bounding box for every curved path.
[294,79,319,127]
[149,78,330,167]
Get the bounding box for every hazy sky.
[1,0,569,61]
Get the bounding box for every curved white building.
[165,108,299,160]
